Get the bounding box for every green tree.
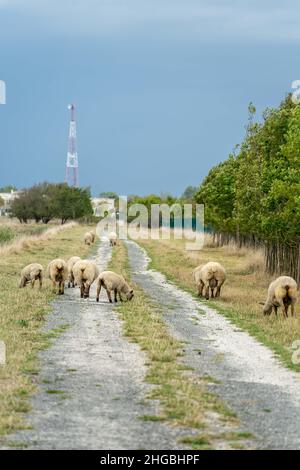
[0,185,17,193]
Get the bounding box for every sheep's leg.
[291,302,295,317]
[204,284,210,300]
[114,289,118,302]
[52,281,57,294]
[31,279,35,289]
[216,286,221,297]
[274,305,278,316]
[197,281,203,297]
[119,292,123,302]
[80,283,84,299]
[96,283,101,302]
[284,304,289,318]
[210,288,215,298]
[84,284,90,298]
[106,289,113,303]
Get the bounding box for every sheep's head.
[258,301,272,315]
[126,289,134,301]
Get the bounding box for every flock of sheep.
[19,231,297,318]
[193,261,298,318]
[19,230,134,303]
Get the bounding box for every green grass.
[107,241,246,450]
[0,224,93,439]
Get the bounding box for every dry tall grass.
[0,222,78,258]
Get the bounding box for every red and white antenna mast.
[65,104,79,187]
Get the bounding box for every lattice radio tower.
[65,104,79,187]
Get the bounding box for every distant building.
[91,198,115,217]
[0,190,21,216]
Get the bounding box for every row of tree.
[195,95,300,281]
[11,183,93,224]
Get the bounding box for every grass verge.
[0,223,93,439]
[136,237,300,372]
[108,241,243,450]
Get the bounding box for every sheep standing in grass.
[84,232,93,245]
[47,259,68,295]
[109,232,117,246]
[96,271,134,303]
[19,263,43,289]
[67,256,81,288]
[260,276,298,318]
[73,259,99,299]
[193,261,226,300]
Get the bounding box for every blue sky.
[0,0,299,196]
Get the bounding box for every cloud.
[1,0,300,43]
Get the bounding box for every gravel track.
[2,240,189,450]
[126,240,300,450]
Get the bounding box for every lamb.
[193,261,226,300]
[96,271,134,303]
[47,258,68,295]
[19,263,43,289]
[109,231,117,246]
[84,232,93,245]
[259,276,298,318]
[73,259,99,298]
[67,256,81,288]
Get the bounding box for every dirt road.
[3,238,300,449]
[126,240,300,450]
[3,240,189,450]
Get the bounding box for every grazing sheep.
[109,231,117,246]
[19,263,43,289]
[73,259,99,299]
[67,256,81,288]
[259,276,298,318]
[89,231,95,243]
[193,261,226,300]
[84,232,93,245]
[47,259,68,295]
[96,271,134,303]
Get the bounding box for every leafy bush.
[0,226,15,244]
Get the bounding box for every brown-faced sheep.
[47,259,68,295]
[96,271,134,303]
[73,259,99,299]
[67,256,81,288]
[260,276,298,318]
[84,232,93,245]
[19,263,43,289]
[109,232,117,246]
[193,261,226,300]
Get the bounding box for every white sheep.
[47,259,68,295]
[109,231,117,246]
[84,232,93,245]
[96,271,134,303]
[19,263,43,289]
[67,256,81,288]
[89,231,95,243]
[259,276,298,318]
[193,261,226,300]
[73,259,99,298]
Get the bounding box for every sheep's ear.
[130,289,134,294]
[258,301,265,306]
